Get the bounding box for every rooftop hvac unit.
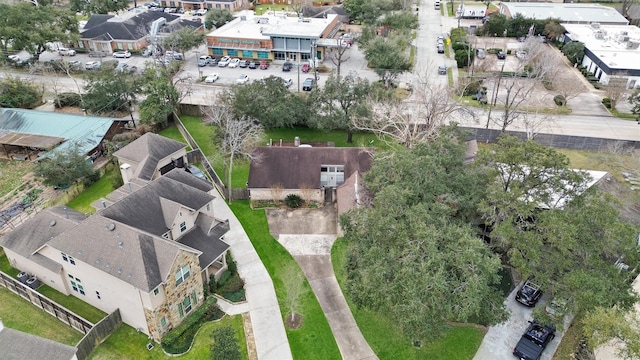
[17,271,29,284]
[594,30,605,39]
[621,31,628,36]
[619,35,630,42]
[590,22,601,29]
[26,276,40,290]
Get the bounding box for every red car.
[301,63,311,73]
[259,60,270,69]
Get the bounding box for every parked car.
[248,61,258,69]
[282,78,293,88]
[497,51,506,60]
[302,77,315,91]
[8,55,22,63]
[85,61,102,70]
[436,38,444,46]
[204,73,219,83]
[218,56,231,67]
[239,59,249,68]
[516,50,528,60]
[513,320,556,360]
[114,62,136,73]
[259,60,270,69]
[236,74,250,85]
[476,48,486,59]
[438,65,447,75]
[68,60,82,68]
[113,51,132,58]
[198,55,213,67]
[88,50,107,58]
[228,58,241,68]
[515,279,543,307]
[208,58,219,66]
[301,63,311,73]
[194,8,207,16]
[282,61,293,72]
[187,165,209,182]
[58,47,76,56]
[437,44,444,53]
[166,51,184,61]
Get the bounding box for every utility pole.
[485,60,506,129]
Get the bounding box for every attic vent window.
[118,241,124,249]
[50,220,56,227]
[106,223,116,231]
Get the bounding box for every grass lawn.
[0,160,32,199]
[88,315,247,360]
[331,237,485,360]
[0,251,20,277]
[253,4,290,15]
[38,285,107,324]
[0,286,83,346]
[158,125,190,150]
[66,172,116,214]
[230,201,341,360]
[552,312,584,360]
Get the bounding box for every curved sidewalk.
[213,195,292,360]
[277,234,378,360]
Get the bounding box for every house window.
[96,290,101,300]
[191,290,197,306]
[154,288,159,296]
[257,51,268,59]
[212,48,223,55]
[207,3,211,8]
[224,4,229,9]
[169,1,175,7]
[180,221,186,232]
[178,303,184,318]
[77,41,85,48]
[160,317,167,327]
[183,295,192,314]
[116,42,123,50]
[175,265,190,286]
[227,49,238,56]
[61,252,76,265]
[68,275,85,295]
[215,4,220,8]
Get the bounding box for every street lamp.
[311,40,318,82]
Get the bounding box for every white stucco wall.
[2,248,68,294]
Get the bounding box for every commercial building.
[563,23,640,87]
[499,3,629,25]
[205,10,342,62]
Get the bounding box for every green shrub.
[161,297,223,354]
[54,92,82,108]
[553,95,566,106]
[210,326,241,360]
[486,48,502,54]
[101,60,118,69]
[284,194,303,208]
[227,252,237,275]
[21,188,43,205]
[506,49,512,55]
[208,274,217,294]
[217,270,231,287]
[451,42,469,51]
[542,80,554,90]
[82,169,101,188]
[601,97,611,109]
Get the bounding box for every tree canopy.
[341,128,507,340]
[138,66,181,128]
[35,145,96,188]
[204,9,234,30]
[363,36,411,87]
[83,70,140,115]
[162,27,205,55]
[70,0,128,15]
[0,76,42,109]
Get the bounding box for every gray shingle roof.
[164,168,214,193]
[81,12,181,41]
[178,218,229,269]
[0,206,86,273]
[113,133,186,181]
[46,214,187,292]
[0,325,77,360]
[100,176,215,236]
[247,147,373,189]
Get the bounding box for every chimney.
[120,163,133,184]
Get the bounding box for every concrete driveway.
[474,284,569,360]
[266,206,378,360]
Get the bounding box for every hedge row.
[161,297,224,354]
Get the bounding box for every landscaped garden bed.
[161,297,224,354]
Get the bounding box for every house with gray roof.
[247,146,373,204]
[0,170,230,342]
[114,132,188,182]
[0,319,78,360]
[78,10,203,54]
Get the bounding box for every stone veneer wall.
[144,250,204,342]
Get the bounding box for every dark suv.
[302,77,315,91]
[515,280,543,307]
[282,61,293,72]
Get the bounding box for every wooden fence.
[75,309,122,360]
[0,271,94,335]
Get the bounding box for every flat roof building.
[563,23,640,87]
[205,10,342,63]
[499,3,629,25]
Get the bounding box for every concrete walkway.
[277,234,378,360]
[212,194,293,360]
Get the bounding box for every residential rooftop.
[208,10,338,40]
[563,23,640,71]
[500,3,629,24]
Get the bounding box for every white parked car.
[204,73,219,83]
[228,58,240,68]
[217,56,231,67]
[113,50,132,58]
[59,47,76,56]
[236,74,249,85]
[8,55,21,63]
[282,78,293,88]
[85,61,101,70]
